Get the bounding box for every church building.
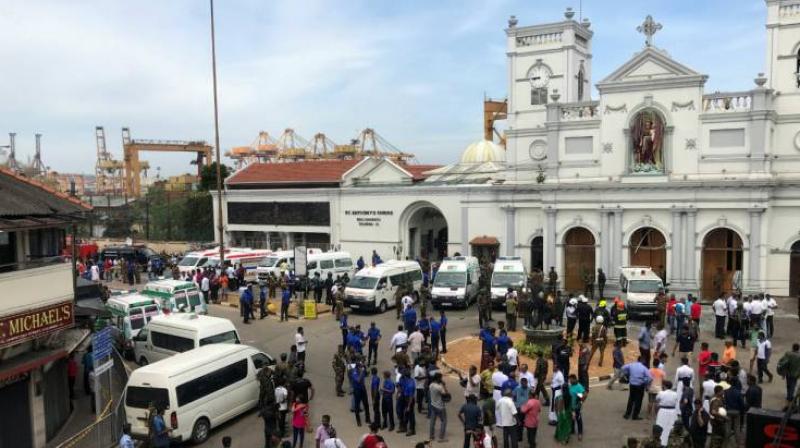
[216,3,800,298]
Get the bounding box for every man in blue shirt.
[241,285,253,324]
[418,316,430,343]
[397,368,417,436]
[280,286,290,322]
[429,317,441,356]
[621,356,652,420]
[150,407,171,447]
[340,313,349,347]
[403,305,417,334]
[350,363,371,427]
[381,370,396,431]
[348,328,364,354]
[439,310,449,353]
[496,330,511,357]
[370,367,382,428]
[481,327,497,358]
[367,322,381,366]
[356,256,365,271]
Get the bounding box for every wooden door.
[790,241,800,297]
[701,229,742,300]
[564,228,595,293]
[629,227,667,279]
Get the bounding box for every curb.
[440,336,613,385]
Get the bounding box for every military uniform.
[419,284,430,317]
[478,287,491,328]
[666,422,691,448]
[590,323,608,366]
[257,368,278,445]
[656,293,668,329]
[332,350,346,396]
[334,290,344,321]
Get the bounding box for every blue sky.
[0,0,766,175]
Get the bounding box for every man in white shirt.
[413,362,427,413]
[764,294,777,338]
[295,327,308,364]
[726,295,738,337]
[713,296,727,339]
[90,264,100,282]
[401,294,414,312]
[753,331,774,383]
[407,328,424,362]
[389,325,408,352]
[201,275,210,304]
[654,324,668,357]
[674,357,694,394]
[655,380,679,446]
[506,345,519,370]
[702,373,717,400]
[750,296,764,332]
[548,365,565,424]
[463,365,482,398]
[495,389,518,448]
[518,363,536,392]
[275,383,288,436]
[491,368,509,402]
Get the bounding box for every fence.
[55,348,129,448]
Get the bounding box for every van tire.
[379,300,387,313]
[138,357,148,366]
[191,417,210,444]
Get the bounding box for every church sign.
[345,209,395,227]
[0,301,74,348]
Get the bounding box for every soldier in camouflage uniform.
[257,366,279,447]
[395,284,406,319]
[419,283,430,318]
[273,353,289,391]
[334,287,345,321]
[332,345,347,396]
[478,286,491,328]
[637,425,663,448]
[666,420,691,448]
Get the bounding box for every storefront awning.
[0,348,67,382]
[470,236,499,246]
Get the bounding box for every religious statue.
[631,110,664,173]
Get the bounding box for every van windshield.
[349,276,378,290]
[189,294,201,309]
[126,386,169,409]
[434,272,466,288]
[199,330,239,346]
[629,280,663,293]
[492,272,525,289]
[261,256,280,268]
[175,296,189,311]
[130,316,145,330]
[178,256,199,267]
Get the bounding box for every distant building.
[0,167,90,447]
[216,4,800,298]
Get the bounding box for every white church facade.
[216,3,800,299]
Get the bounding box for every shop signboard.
[0,301,74,348]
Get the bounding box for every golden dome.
[460,140,505,164]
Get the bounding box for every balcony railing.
[516,32,563,47]
[559,101,599,121]
[702,92,752,113]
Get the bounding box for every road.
[175,299,799,448]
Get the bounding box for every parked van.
[619,266,665,318]
[124,344,274,444]
[431,256,480,308]
[344,260,423,313]
[106,293,162,355]
[100,245,161,267]
[132,314,240,366]
[256,250,295,280]
[177,247,251,276]
[307,251,353,279]
[490,257,528,306]
[142,279,207,315]
[203,249,271,282]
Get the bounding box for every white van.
[431,256,480,308]
[256,250,295,280]
[142,279,207,315]
[132,314,241,366]
[124,344,274,444]
[307,251,354,279]
[106,294,163,355]
[344,260,423,313]
[177,247,253,277]
[490,257,528,307]
[619,266,665,318]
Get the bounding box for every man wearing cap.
[589,316,608,366]
[576,295,593,343]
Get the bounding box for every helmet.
[579,295,588,303]
[595,315,604,324]
[598,300,607,308]
[569,298,578,305]
[717,407,727,417]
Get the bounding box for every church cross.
[637,15,662,47]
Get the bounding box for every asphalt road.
[180,299,800,448]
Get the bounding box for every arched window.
[577,68,585,101]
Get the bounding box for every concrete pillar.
[748,208,764,290]
[600,211,610,275]
[670,210,683,287]
[504,206,516,257]
[685,211,697,290]
[545,208,558,271]
[612,210,623,280]
[461,207,469,255]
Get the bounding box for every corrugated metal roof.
[0,168,91,218]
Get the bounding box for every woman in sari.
[554,382,572,444]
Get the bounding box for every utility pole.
[210,0,225,267]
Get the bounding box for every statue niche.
[630,110,665,174]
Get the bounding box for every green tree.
[199,162,231,192]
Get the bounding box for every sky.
[0,0,767,175]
